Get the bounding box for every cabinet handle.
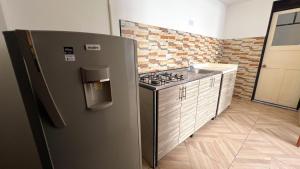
[184,87,187,100]
[214,78,216,87]
[179,87,182,101]
[210,78,213,88]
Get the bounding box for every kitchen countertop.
[139,68,222,91]
[191,63,238,74]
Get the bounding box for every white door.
[255,8,300,109]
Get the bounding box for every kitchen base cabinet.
[139,71,225,168]
[217,70,237,115]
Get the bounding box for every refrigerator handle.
[27,58,67,128]
[35,81,68,128]
[18,32,67,128]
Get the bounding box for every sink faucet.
[183,57,192,70]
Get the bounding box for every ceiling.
[219,0,249,5]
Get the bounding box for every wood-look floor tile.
[143,98,300,169]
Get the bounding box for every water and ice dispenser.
[81,66,113,110]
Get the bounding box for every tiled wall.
[221,38,265,99]
[120,20,265,99]
[120,20,223,73]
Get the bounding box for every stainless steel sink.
[188,68,215,75]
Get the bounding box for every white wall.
[0,3,43,169]
[0,0,227,38]
[223,0,275,39]
[110,0,227,38]
[0,0,110,34]
[0,0,110,168]
[0,1,227,166]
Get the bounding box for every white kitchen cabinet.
[195,74,222,131]
[217,70,237,115]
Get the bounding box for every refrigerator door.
[22,31,141,169]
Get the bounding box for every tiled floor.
[143,98,300,169]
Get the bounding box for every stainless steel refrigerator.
[3,30,142,169]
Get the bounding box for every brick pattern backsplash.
[120,20,223,73]
[120,20,265,99]
[221,38,265,99]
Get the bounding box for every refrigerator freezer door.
[27,31,141,169]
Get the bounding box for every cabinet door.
[179,80,199,143]
[157,85,182,160]
[227,71,236,105]
[195,74,222,131]
[208,74,222,117]
[195,76,212,131]
[218,71,237,115]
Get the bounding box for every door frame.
[251,0,300,111]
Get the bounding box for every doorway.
[253,8,300,110]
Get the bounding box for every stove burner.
[151,80,161,86]
[139,71,185,86]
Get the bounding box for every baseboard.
[252,99,298,112]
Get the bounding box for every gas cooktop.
[138,68,222,90]
[139,71,185,87]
